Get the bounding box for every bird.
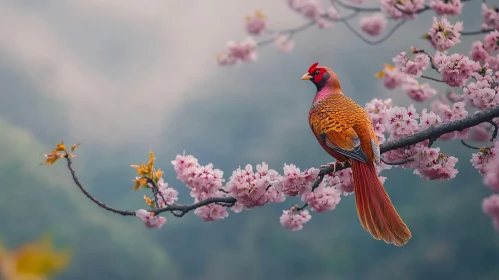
[301,62,412,246]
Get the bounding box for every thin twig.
[421,75,444,83]
[461,29,494,36]
[461,140,481,150]
[381,158,414,165]
[488,120,498,141]
[339,16,407,45]
[413,49,439,71]
[66,158,135,216]
[333,0,381,12]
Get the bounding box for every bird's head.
[300,62,341,92]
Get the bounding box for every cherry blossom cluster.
[218,0,499,67]
[364,98,461,180]
[130,149,362,230]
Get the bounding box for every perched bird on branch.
[302,62,412,246]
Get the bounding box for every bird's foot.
[320,161,345,176]
[320,162,336,169]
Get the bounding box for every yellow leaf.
[383,63,395,70]
[130,163,148,176]
[143,195,152,206]
[55,141,66,152]
[374,71,385,79]
[147,150,156,175]
[70,143,80,152]
[0,235,70,280]
[133,177,148,191]
[153,169,164,181]
[41,150,63,165]
[255,10,265,19]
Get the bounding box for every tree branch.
[64,106,499,218]
[66,158,135,216]
[488,120,498,141]
[421,75,444,83]
[461,140,481,150]
[461,29,494,36]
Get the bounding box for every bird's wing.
[309,107,369,163]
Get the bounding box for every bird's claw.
[320,161,346,176]
[320,162,336,169]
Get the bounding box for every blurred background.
[0,0,498,279]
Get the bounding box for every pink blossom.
[484,153,499,191]
[436,101,469,140]
[413,146,440,168]
[433,51,480,87]
[194,192,230,222]
[282,164,320,196]
[218,37,258,66]
[383,146,416,169]
[156,178,179,207]
[381,0,425,19]
[482,3,499,30]
[171,153,200,182]
[470,41,489,62]
[365,98,393,126]
[402,78,437,102]
[376,64,407,89]
[328,7,341,19]
[419,108,442,130]
[301,184,341,212]
[244,10,267,36]
[280,207,312,230]
[482,194,499,231]
[446,91,464,102]
[385,105,420,138]
[443,101,468,122]
[217,52,237,66]
[485,55,499,71]
[414,154,459,180]
[469,123,492,142]
[274,34,295,53]
[393,52,430,77]
[230,201,244,213]
[427,17,463,50]
[484,30,499,52]
[463,69,498,110]
[227,37,258,62]
[471,142,498,174]
[225,163,285,209]
[335,168,354,194]
[429,0,463,16]
[135,209,167,229]
[359,14,387,37]
[287,0,328,28]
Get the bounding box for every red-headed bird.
[302,62,411,246]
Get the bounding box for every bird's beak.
[301,73,312,80]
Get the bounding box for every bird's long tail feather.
[350,160,412,246]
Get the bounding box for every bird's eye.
[314,70,320,75]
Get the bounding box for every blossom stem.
[421,75,445,83]
[461,29,494,36]
[461,140,481,150]
[488,120,498,141]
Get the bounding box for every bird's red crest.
[308,62,319,74]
